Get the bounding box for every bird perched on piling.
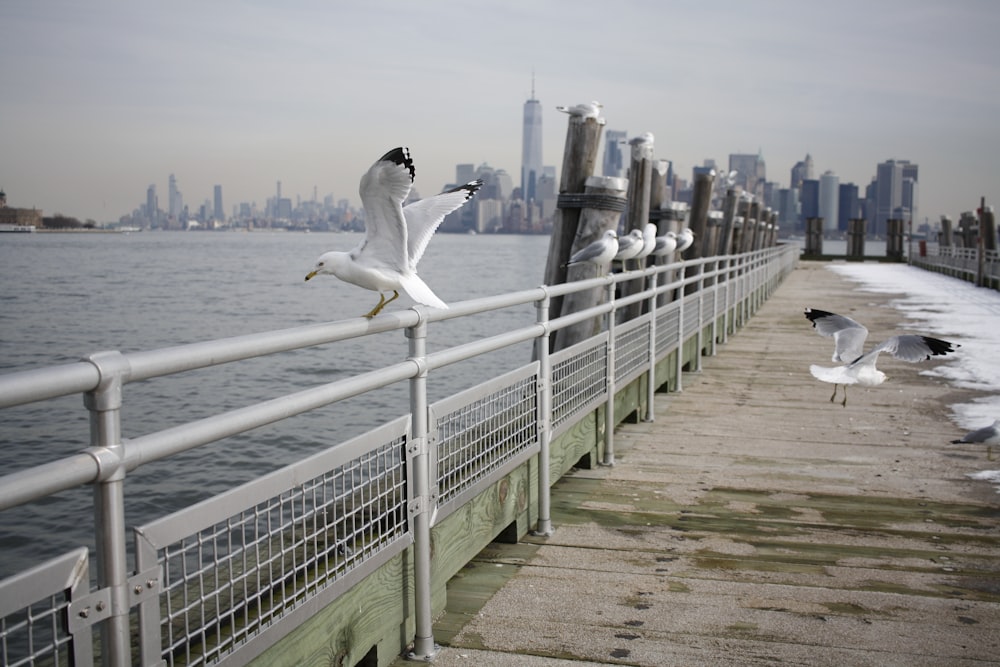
[651,231,678,258]
[563,229,619,269]
[804,307,959,407]
[304,147,483,318]
[635,223,658,265]
[675,228,695,253]
[613,229,645,269]
[555,100,603,119]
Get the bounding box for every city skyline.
[2,2,998,224]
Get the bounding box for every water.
[0,231,552,578]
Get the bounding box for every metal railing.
[0,243,798,666]
[912,243,1000,289]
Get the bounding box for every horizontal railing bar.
[427,325,543,372]
[0,362,100,409]
[0,454,102,512]
[123,360,419,472]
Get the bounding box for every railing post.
[83,351,132,667]
[675,264,686,393]
[644,270,657,422]
[602,280,617,466]
[406,314,438,662]
[533,293,554,536]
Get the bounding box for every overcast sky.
[2,1,998,224]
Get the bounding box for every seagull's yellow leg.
[363,290,399,319]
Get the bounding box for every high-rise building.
[168,174,182,219]
[146,184,158,221]
[521,77,543,203]
[213,185,224,221]
[728,151,766,199]
[800,179,820,226]
[602,129,628,178]
[873,159,918,236]
[790,154,814,190]
[838,182,860,233]
[819,170,839,234]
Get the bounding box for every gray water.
[0,231,551,579]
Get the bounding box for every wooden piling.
[719,189,739,256]
[542,114,604,322]
[553,176,628,351]
[846,218,866,259]
[940,216,953,247]
[804,217,824,256]
[619,136,654,320]
[886,218,905,260]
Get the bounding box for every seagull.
[555,100,602,119]
[613,229,645,268]
[804,307,959,407]
[651,231,678,257]
[563,229,619,268]
[635,223,657,264]
[305,147,482,318]
[675,228,695,253]
[951,420,1000,445]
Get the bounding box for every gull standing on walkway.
[951,419,1000,459]
[804,307,959,407]
[564,229,619,268]
[305,147,483,318]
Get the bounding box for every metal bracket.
[66,566,160,633]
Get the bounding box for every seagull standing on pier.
[951,419,1000,458]
[564,229,619,268]
[305,147,483,318]
[635,223,658,265]
[555,100,603,119]
[804,307,959,407]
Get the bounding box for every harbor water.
[0,231,551,578]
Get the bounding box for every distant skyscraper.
[602,129,628,178]
[213,185,224,221]
[728,151,766,199]
[819,170,839,233]
[838,182,860,233]
[800,179,820,226]
[168,174,183,219]
[873,159,918,236]
[790,153,814,190]
[521,77,543,202]
[146,184,157,220]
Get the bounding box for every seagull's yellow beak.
[304,270,319,281]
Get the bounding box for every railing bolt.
[134,584,144,595]
[95,601,106,612]
[79,607,90,618]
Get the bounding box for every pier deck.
[398,261,1000,666]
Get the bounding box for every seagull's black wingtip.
[377,147,415,182]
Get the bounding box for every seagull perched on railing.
[652,231,678,258]
[804,307,959,407]
[613,229,644,269]
[563,229,618,269]
[305,147,482,318]
[636,223,657,262]
[675,228,695,253]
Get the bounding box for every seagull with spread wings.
[305,147,482,318]
[804,307,958,407]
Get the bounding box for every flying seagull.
[804,307,959,406]
[563,229,619,268]
[305,147,482,318]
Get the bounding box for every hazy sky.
[2,1,999,224]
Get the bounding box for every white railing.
[913,243,1000,288]
[0,244,798,666]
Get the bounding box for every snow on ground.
[824,263,1000,491]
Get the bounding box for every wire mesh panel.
[0,548,91,667]
[431,364,540,518]
[550,333,608,438]
[655,304,681,359]
[682,293,702,338]
[614,316,651,385]
[134,417,411,667]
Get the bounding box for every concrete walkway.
[400,261,1000,666]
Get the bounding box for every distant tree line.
[43,214,97,229]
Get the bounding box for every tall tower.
[602,129,628,178]
[213,185,224,221]
[168,174,182,219]
[521,74,543,202]
[818,170,839,234]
